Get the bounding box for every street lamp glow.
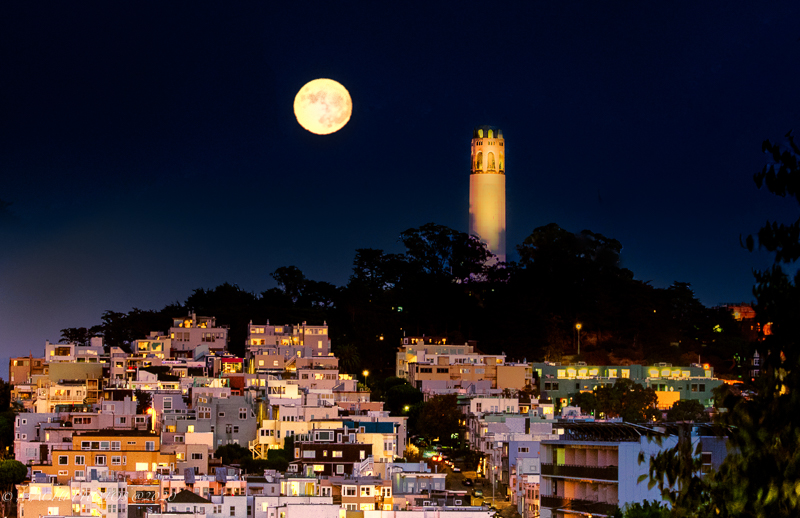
[362,370,369,377]
[575,323,582,356]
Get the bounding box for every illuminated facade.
[469,125,506,263]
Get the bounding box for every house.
[31,430,176,484]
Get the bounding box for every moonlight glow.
[293,78,352,135]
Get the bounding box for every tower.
[469,125,506,263]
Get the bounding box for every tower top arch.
[473,125,503,139]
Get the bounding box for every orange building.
[31,430,176,484]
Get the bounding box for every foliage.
[134,389,152,415]
[0,381,21,459]
[412,395,463,446]
[215,443,289,473]
[57,220,748,384]
[666,399,708,422]
[59,326,97,346]
[640,426,715,517]
[570,391,598,415]
[215,444,251,464]
[0,458,28,515]
[594,379,659,423]
[384,381,423,416]
[645,131,800,517]
[613,500,671,518]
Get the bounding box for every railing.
[540,463,618,481]
[540,495,618,516]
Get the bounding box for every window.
[145,441,155,451]
[111,441,121,450]
[95,455,106,466]
[176,453,185,461]
[218,412,225,418]
[163,397,172,410]
[230,507,236,516]
[519,447,529,453]
[701,452,713,474]
[332,451,343,458]
[233,426,239,433]
[75,456,85,465]
[58,455,69,465]
[75,470,84,479]
[112,456,122,465]
[344,486,356,496]
[81,441,91,450]
[239,408,248,420]
[192,453,203,460]
[337,464,345,474]
[226,424,233,434]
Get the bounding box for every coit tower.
[469,125,506,263]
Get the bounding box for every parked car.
[452,466,461,472]
[472,489,483,498]
[463,478,473,486]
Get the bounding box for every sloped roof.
[168,489,212,504]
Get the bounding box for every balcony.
[541,463,618,481]
[540,495,618,516]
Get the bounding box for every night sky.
[2,2,800,367]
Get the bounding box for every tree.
[215,443,250,464]
[385,382,423,416]
[134,389,152,415]
[666,399,707,423]
[571,391,598,416]
[0,459,27,516]
[594,379,659,423]
[271,266,307,304]
[412,394,463,446]
[613,500,671,518]
[59,327,96,346]
[400,223,492,281]
[647,131,800,517]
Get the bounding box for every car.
[452,466,461,472]
[472,489,483,498]
[462,478,473,486]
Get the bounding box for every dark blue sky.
[2,2,799,363]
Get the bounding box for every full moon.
[293,78,352,135]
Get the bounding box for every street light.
[575,323,582,356]
[363,370,369,386]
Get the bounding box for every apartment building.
[533,362,722,409]
[9,355,46,384]
[31,430,176,484]
[538,422,726,517]
[169,313,228,359]
[247,321,332,359]
[322,475,393,511]
[408,354,532,391]
[289,427,373,477]
[396,339,474,379]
